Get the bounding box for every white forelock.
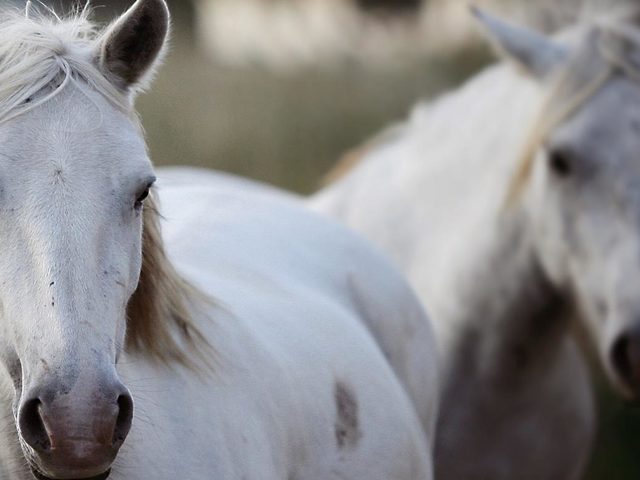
[0,5,131,125]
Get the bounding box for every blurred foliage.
[133,0,491,193]
[585,374,640,479]
[139,45,489,193]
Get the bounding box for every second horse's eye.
[547,147,574,178]
[134,187,150,210]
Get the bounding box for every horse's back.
[159,167,438,434]
[120,167,437,479]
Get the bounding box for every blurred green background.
[54,0,640,477]
[137,2,489,193]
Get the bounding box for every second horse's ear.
[97,0,170,95]
[471,7,568,80]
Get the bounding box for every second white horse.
[314,8,640,479]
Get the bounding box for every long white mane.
[0,4,130,124]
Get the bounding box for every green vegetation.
[138,44,489,193]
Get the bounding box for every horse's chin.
[22,441,114,480]
[30,467,111,480]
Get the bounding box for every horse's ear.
[471,7,567,80]
[97,0,170,94]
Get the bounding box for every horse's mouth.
[30,467,111,480]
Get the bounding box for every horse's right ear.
[471,7,567,80]
[97,0,170,95]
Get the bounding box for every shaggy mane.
[323,124,404,185]
[0,5,133,124]
[128,194,212,368]
[0,5,211,367]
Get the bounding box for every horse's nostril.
[611,334,640,389]
[19,398,51,452]
[113,393,133,446]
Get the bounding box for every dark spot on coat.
[334,381,361,449]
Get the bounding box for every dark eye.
[548,148,573,177]
[134,186,151,210]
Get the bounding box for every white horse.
[313,7,640,479]
[0,2,439,479]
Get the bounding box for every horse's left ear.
[97,0,170,94]
[471,7,568,80]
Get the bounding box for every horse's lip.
[30,466,111,480]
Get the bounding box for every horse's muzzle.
[18,376,132,480]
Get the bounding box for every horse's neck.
[316,64,543,242]
[316,63,568,377]
[442,211,567,384]
[402,67,568,378]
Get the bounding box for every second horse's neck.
[442,210,570,387]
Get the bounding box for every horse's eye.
[548,148,573,177]
[134,187,150,210]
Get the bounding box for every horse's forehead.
[0,89,147,173]
[40,87,138,143]
[596,76,640,113]
[555,77,640,143]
